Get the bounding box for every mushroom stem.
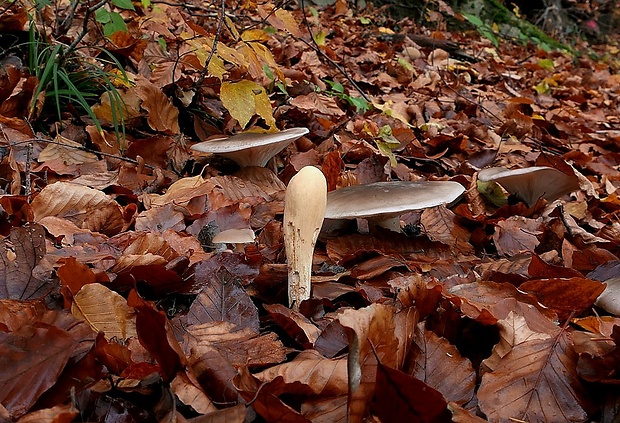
[367,216,401,233]
[283,166,327,310]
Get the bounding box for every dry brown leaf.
[38,135,98,165]
[184,321,286,368]
[186,267,260,332]
[135,75,180,134]
[481,303,559,373]
[478,331,592,423]
[31,182,123,235]
[71,283,137,340]
[338,304,399,423]
[255,350,348,396]
[171,371,218,415]
[493,216,543,257]
[408,322,475,405]
[421,205,474,254]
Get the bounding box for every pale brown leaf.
[478,332,591,423]
[421,205,474,254]
[255,350,348,396]
[408,322,475,405]
[31,182,123,235]
[338,304,399,423]
[71,283,137,340]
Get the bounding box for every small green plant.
[27,23,128,146]
[462,13,500,47]
[94,0,135,36]
[322,80,371,114]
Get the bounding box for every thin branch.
[297,0,371,104]
[12,138,156,170]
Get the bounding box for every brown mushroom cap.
[191,127,309,167]
[478,166,579,207]
[324,181,465,231]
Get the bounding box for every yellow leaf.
[249,42,284,81]
[257,4,303,37]
[241,28,271,43]
[220,80,275,129]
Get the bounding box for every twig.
[25,143,32,200]
[63,0,109,59]
[194,0,227,87]
[297,0,371,104]
[11,138,156,170]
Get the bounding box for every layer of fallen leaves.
[1,0,620,422]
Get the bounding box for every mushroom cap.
[211,228,256,244]
[478,166,579,206]
[191,127,310,167]
[324,181,466,220]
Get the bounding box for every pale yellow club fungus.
[283,166,327,311]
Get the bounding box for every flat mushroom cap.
[212,228,256,244]
[478,166,579,206]
[191,127,309,167]
[325,181,466,220]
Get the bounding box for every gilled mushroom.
[324,180,465,233]
[477,166,580,207]
[191,127,309,167]
[212,228,256,253]
[283,166,327,310]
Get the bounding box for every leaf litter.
[0,0,619,422]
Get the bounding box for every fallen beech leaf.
[493,216,542,257]
[373,361,452,423]
[481,304,559,373]
[301,395,348,423]
[0,224,51,300]
[235,368,313,423]
[31,182,123,236]
[220,80,275,129]
[0,323,77,419]
[184,321,286,368]
[186,267,259,332]
[290,92,346,117]
[257,4,303,37]
[478,332,592,423]
[264,303,321,348]
[127,290,185,381]
[519,277,605,321]
[15,403,79,423]
[71,283,137,340]
[135,75,180,134]
[407,322,475,405]
[338,304,399,423]
[421,205,473,254]
[38,135,98,165]
[170,371,218,415]
[255,350,348,396]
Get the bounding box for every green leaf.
[104,12,128,35]
[360,17,371,24]
[95,8,111,24]
[463,13,484,28]
[112,0,135,10]
[537,58,554,70]
[157,37,167,53]
[141,0,151,7]
[349,96,371,113]
[477,180,507,207]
